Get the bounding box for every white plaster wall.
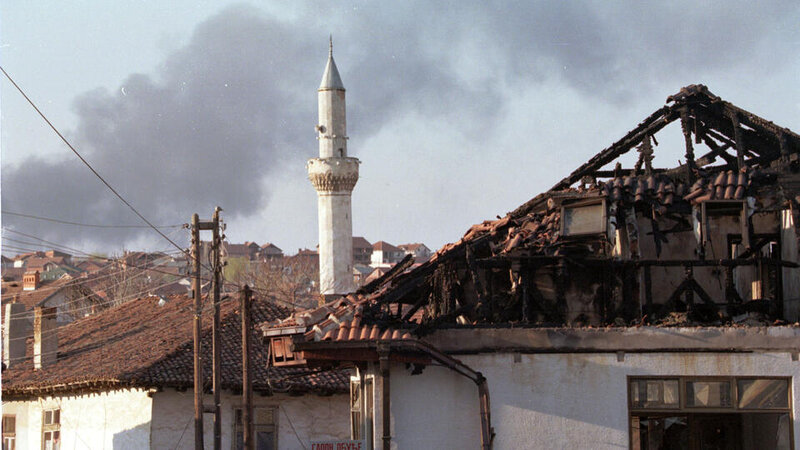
[2,388,153,450]
[151,390,349,450]
[384,352,800,449]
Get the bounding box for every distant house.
[120,251,173,271]
[397,242,432,263]
[259,243,284,260]
[2,293,349,450]
[294,248,319,266]
[223,241,261,262]
[12,250,72,270]
[352,237,373,266]
[352,264,373,287]
[1,271,101,325]
[370,241,404,267]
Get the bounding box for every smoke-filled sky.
[2,1,799,257]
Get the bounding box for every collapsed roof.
[277,85,800,342]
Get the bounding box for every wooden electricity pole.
[241,285,254,450]
[191,213,204,450]
[211,207,222,450]
[191,210,222,450]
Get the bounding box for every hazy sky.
[2,1,798,257]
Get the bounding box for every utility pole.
[241,285,254,450]
[211,207,222,450]
[191,209,222,450]
[191,213,204,450]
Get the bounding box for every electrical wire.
[2,210,185,229]
[0,66,192,261]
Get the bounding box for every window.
[629,377,792,449]
[350,376,374,448]
[269,336,304,367]
[42,409,60,450]
[561,199,606,236]
[233,407,276,450]
[2,415,15,450]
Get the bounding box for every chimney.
[33,307,58,369]
[3,302,29,368]
[23,270,40,291]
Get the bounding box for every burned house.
[267,86,799,449]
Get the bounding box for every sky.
[1,1,799,258]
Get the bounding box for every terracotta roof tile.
[3,293,347,396]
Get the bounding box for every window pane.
[663,380,679,406]
[563,203,604,235]
[738,379,789,409]
[686,381,731,407]
[630,379,678,409]
[631,416,688,450]
[254,408,273,425]
[2,416,14,433]
[53,410,59,424]
[256,431,274,450]
[44,411,52,425]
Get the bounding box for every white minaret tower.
[307,38,359,296]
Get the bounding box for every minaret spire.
[307,41,360,296]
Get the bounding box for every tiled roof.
[352,237,372,249]
[0,277,74,310]
[397,243,426,252]
[372,241,401,252]
[1,267,25,282]
[684,169,750,205]
[2,293,348,397]
[319,313,413,342]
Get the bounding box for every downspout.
[378,343,391,450]
[388,339,493,450]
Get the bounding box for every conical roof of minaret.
[319,38,345,91]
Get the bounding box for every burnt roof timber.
[550,106,676,191]
[550,87,800,193]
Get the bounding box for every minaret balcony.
[307,156,360,193]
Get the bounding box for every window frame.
[628,376,793,449]
[232,406,277,450]
[628,376,791,413]
[41,409,60,450]
[350,372,375,449]
[2,415,16,450]
[560,198,607,237]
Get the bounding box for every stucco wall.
[151,390,349,450]
[1,388,153,450]
[382,352,800,449]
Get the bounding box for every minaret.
[307,38,360,296]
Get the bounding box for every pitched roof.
[2,293,348,397]
[352,236,372,249]
[397,243,429,252]
[0,277,74,310]
[372,241,401,253]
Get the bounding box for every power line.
[2,210,185,229]
[0,66,191,260]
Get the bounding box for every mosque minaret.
[307,39,360,296]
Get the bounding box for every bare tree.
[235,255,321,310]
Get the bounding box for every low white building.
[2,293,349,450]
